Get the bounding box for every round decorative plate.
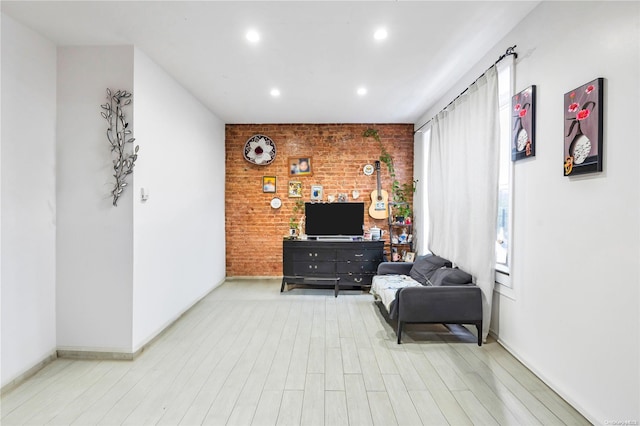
[270,197,282,209]
[244,134,276,165]
[363,164,374,176]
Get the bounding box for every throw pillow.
[409,254,452,285]
[429,268,473,286]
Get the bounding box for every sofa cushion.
[429,267,473,286]
[370,274,421,314]
[409,254,452,284]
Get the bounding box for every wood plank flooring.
[1,278,590,425]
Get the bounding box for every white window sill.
[494,269,515,300]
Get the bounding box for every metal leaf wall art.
[100,89,139,206]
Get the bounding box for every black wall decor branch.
[100,89,139,206]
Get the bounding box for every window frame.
[495,58,515,288]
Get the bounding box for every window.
[496,59,514,284]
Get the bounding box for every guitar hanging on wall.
[368,160,388,219]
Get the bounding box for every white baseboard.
[492,333,596,425]
[4,278,228,392]
[132,277,226,353]
[1,350,57,395]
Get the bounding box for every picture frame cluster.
[511,77,604,177]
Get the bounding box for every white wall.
[417,2,639,423]
[56,46,135,352]
[1,14,57,387]
[131,49,226,351]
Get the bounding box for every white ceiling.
[2,1,539,124]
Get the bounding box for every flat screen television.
[305,202,364,239]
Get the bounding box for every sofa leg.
[476,322,482,346]
[397,321,403,344]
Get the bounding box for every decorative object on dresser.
[282,240,384,297]
[100,88,138,207]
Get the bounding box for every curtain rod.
[414,45,518,134]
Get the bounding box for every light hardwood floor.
[1,278,589,425]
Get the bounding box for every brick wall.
[225,123,414,277]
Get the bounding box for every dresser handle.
[355,253,364,257]
[354,278,363,283]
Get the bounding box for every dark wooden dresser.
[281,239,384,296]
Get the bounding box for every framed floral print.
[512,85,536,161]
[288,181,302,198]
[564,78,604,176]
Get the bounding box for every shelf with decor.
[388,202,414,262]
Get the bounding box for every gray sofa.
[370,254,483,345]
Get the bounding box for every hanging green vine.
[363,127,416,218]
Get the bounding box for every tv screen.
[305,202,364,237]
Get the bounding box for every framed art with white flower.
[288,181,302,198]
[512,85,536,161]
[244,134,276,165]
[289,157,312,176]
[564,78,604,176]
[263,176,276,193]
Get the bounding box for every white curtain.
[428,66,500,341]
[412,128,430,255]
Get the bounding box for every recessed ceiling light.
[270,88,281,97]
[357,87,367,96]
[246,30,260,43]
[374,28,388,40]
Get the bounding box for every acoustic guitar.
[368,161,389,219]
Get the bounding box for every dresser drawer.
[337,261,363,273]
[289,249,336,262]
[337,260,379,274]
[337,249,382,262]
[337,272,374,285]
[292,261,336,275]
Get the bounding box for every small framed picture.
[310,185,323,201]
[288,181,302,198]
[263,176,276,193]
[289,157,313,176]
[404,252,416,262]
